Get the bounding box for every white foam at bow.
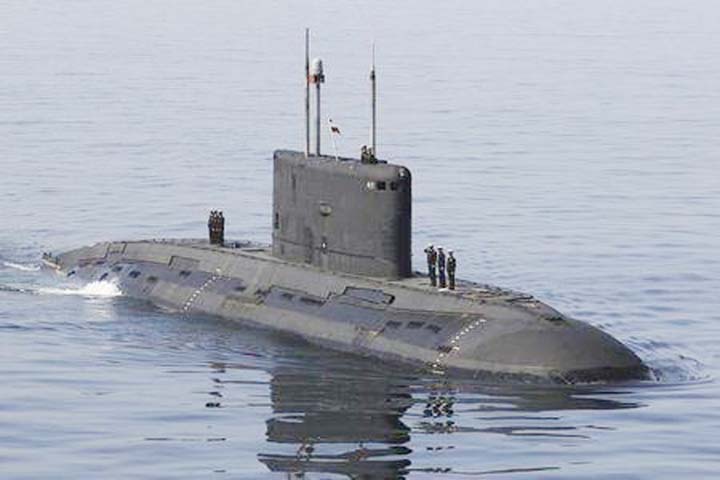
[2,261,41,272]
[39,280,122,298]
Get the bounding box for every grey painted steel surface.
[272,150,412,279]
[50,239,648,383]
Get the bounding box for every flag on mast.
[328,118,341,160]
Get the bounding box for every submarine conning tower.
[271,31,412,279]
[271,150,412,279]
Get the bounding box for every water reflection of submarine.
[255,366,642,478]
[258,368,413,479]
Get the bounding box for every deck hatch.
[169,256,200,271]
[342,287,394,305]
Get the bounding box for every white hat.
[448,249,454,254]
[427,243,433,248]
[438,246,444,250]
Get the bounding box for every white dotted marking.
[430,317,486,373]
[182,272,221,314]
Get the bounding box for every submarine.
[44,32,648,384]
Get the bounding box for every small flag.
[328,118,341,161]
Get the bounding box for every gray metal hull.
[49,239,648,383]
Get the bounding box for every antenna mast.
[370,43,377,158]
[310,58,325,156]
[304,29,310,157]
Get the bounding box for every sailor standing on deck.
[208,210,216,244]
[218,211,225,245]
[437,246,447,289]
[447,250,456,290]
[424,244,437,286]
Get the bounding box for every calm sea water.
[2,1,720,478]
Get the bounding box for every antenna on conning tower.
[370,42,377,158]
[310,58,325,156]
[304,29,310,157]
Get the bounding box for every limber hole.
[426,324,442,334]
[300,296,324,306]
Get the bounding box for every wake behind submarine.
[45,32,648,384]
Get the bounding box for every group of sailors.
[424,244,457,290]
[360,145,377,164]
[208,210,225,245]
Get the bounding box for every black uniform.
[424,246,437,286]
[217,212,225,245]
[208,211,216,244]
[447,254,456,290]
[437,249,447,289]
[208,210,225,245]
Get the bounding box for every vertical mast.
[310,58,325,156]
[316,70,322,156]
[370,43,377,158]
[304,29,310,157]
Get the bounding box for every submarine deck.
[50,237,648,382]
[141,238,540,306]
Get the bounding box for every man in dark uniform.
[424,243,437,286]
[437,246,447,289]
[208,210,216,244]
[447,249,457,290]
[218,211,225,245]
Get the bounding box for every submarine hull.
[50,239,648,383]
